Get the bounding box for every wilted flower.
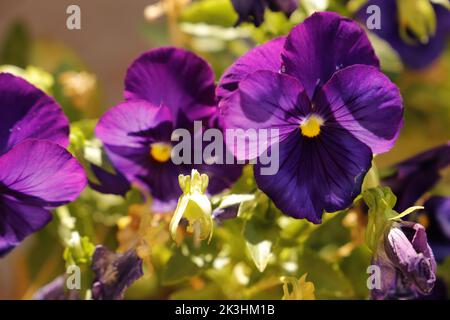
[372,221,437,299]
[169,170,213,243]
[363,187,437,299]
[219,12,403,223]
[231,0,299,26]
[0,73,87,256]
[91,245,144,300]
[96,47,241,211]
[382,142,450,212]
[357,0,450,69]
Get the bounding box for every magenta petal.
[315,65,403,154]
[254,126,372,223]
[0,140,87,207]
[95,101,176,198]
[217,37,285,101]
[0,196,52,256]
[96,100,173,149]
[124,47,216,122]
[282,12,379,99]
[221,70,308,159]
[0,73,69,155]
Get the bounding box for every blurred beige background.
[0,0,157,106]
[0,0,158,299]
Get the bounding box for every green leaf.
[367,32,404,74]
[246,240,273,273]
[162,248,200,285]
[243,197,279,272]
[0,21,30,67]
[340,245,372,299]
[304,211,350,251]
[180,0,238,27]
[297,249,354,299]
[389,206,424,220]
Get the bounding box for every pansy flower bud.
[372,221,437,299]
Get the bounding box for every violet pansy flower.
[0,73,87,256]
[96,47,241,211]
[231,0,299,27]
[219,12,403,223]
[382,142,450,212]
[357,0,450,69]
[422,196,450,262]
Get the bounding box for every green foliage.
[0,21,30,68]
[162,247,201,285]
[180,0,238,27]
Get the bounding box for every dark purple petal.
[89,164,131,196]
[425,196,450,241]
[383,143,450,211]
[0,140,87,207]
[254,126,372,223]
[0,196,51,257]
[231,0,298,26]
[95,100,173,150]
[358,0,450,69]
[231,0,266,26]
[212,205,239,223]
[424,196,450,262]
[315,65,403,154]
[221,70,309,159]
[282,12,380,99]
[0,73,69,155]
[416,277,448,300]
[95,100,183,209]
[267,0,298,17]
[197,162,243,197]
[124,47,217,124]
[91,245,143,300]
[217,36,285,101]
[32,275,80,300]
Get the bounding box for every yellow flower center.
[300,114,324,138]
[150,142,172,163]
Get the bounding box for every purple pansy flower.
[231,0,299,27]
[422,196,450,262]
[96,47,241,211]
[357,0,450,69]
[91,245,143,300]
[371,221,436,300]
[219,12,403,223]
[382,143,450,212]
[0,73,87,256]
